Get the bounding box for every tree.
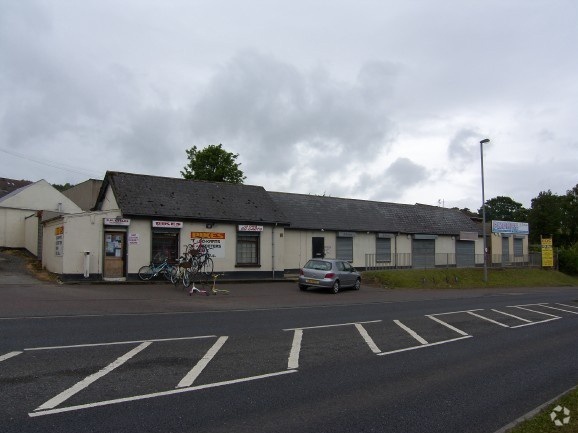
[560,183,578,246]
[181,144,246,184]
[52,182,74,192]
[526,190,564,245]
[477,196,528,222]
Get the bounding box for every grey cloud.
[447,129,489,165]
[188,51,397,177]
[353,157,428,202]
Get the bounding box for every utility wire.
[0,147,102,178]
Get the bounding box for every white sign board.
[152,220,183,229]
[104,218,131,226]
[238,225,264,232]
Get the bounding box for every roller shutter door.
[456,240,475,268]
[412,239,435,269]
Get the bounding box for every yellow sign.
[55,226,64,236]
[190,232,226,240]
[541,237,554,267]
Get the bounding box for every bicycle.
[184,239,214,281]
[138,257,174,281]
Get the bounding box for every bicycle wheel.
[138,265,154,280]
[182,268,193,288]
[199,257,214,279]
[170,267,179,285]
[162,265,173,281]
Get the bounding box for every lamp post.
[480,138,490,283]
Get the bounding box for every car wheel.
[299,284,307,291]
[354,278,361,290]
[331,280,340,294]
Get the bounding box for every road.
[1,273,578,432]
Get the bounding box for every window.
[151,231,179,263]
[236,232,260,266]
[376,237,391,262]
[514,238,523,257]
[336,237,353,261]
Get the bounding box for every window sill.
[235,264,261,268]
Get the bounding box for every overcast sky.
[1,0,577,211]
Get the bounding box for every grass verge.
[505,386,578,432]
[362,267,578,289]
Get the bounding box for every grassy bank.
[362,267,578,289]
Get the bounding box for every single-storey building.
[38,171,500,281]
[0,179,82,257]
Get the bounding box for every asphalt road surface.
[1,257,578,432]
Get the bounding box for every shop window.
[152,232,179,263]
[236,232,260,266]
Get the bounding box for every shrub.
[558,243,578,275]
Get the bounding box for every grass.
[362,267,578,289]
[505,386,578,433]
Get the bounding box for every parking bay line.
[393,320,428,345]
[283,320,382,369]
[34,342,152,412]
[23,335,216,352]
[537,304,578,315]
[29,370,298,418]
[176,336,228,388]
[0,351,22,362]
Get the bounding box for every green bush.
[558,243,578,275]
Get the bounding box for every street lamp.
[480,138,490,283]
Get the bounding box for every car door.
[338,261,355,287]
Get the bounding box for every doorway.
[312,237,325,258]
[103,231,126,279]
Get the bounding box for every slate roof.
[268,192,482,235]
[95,171,290,224]
[0,178,33,200]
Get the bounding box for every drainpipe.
[271,224,276,279]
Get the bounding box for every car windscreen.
[304,260,332,271]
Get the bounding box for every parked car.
[298,258,361,294]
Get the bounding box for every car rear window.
[304,260,332,271]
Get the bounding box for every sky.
[1,0,577,212]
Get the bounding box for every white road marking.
[35,342,151,411]
[29,370,298,417]
[538,304,578,315]
[24,335,215,351]
[509,317,560,328]
[425,315,470,336]
[491,309,533,323]
[394,320,428,345]
[467,311,510,328]
[511,305,561,319]
[287,329,303,369]
[556,303,578,310]
[428,309,484,316]
[283,320,381,331]
[176,336,228,388]
[354,324,381,354]
[377,336,472,356]
[0,351,22,362]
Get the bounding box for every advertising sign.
[190,232,226,258]
[492,221,529,235]
[55,227,63,256]
[541,236,554,267]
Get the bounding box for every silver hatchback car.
[298,258,361,294]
